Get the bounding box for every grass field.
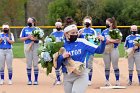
[94,42,125,57]
[13,42,24,58]
[12,42,125,58]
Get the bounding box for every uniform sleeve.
[11,33,15,41]
[56,55,65,69]
[95,39,106,54]
[124,37,128,48]
[101,30,105,36]
[82,38,106,54]
[20,28,25,37]
[92,29,97,37]
[79,34,84,38]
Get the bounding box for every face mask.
[85,22,91,28]
[106,24,110,28]
[131,31,137,35]
[69,35,78,42]
[3,30,9,33]
[56,28,61,31]
[27,23,32,27]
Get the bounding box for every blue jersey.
[124,34,140,52]
[102,28,120,48]
[20,26,36,44]
[79,27,97,38]
[0,33,14,49]
[50,31,64,42]
[56,38,106,73]
[79,27,98,62]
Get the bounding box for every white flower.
[39,29,44,38]
[41,52,52,62]
[39,40,43,44]
[119,33,122,36]
[44,36,52,43]
[116,31,118,33]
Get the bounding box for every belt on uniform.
[0,48,11,50]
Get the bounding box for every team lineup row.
[0,16,139,93]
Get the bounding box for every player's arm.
[0,38,2,43]
[108,38,121,43]
[6,33,15,44]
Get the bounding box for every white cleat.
[88,81,92,86]
[27,81,32,85]
[8,80,12,85]
[33,81,38,85]
[56,81,61,85]
[115,80,120,86]
[0,79,4,85]
[105,80,110,86]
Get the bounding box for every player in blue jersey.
[56,23,106,93]
[102,17,122,86]
[79,16,97,86]
[50,21,64,85]
[0,23,15,85]
[124,25,140,86]
[20,17,39,85]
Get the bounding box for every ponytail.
[106,17,117,29]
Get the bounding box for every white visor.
[2,25,9,29]
[84,19,91,23]
[63,24,77,33]
[55,22,62,26]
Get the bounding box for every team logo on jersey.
[68,49,82,56]
[25,31,32,35]
[128,40,133,43]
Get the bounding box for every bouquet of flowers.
[133,38,140,46]
[85,34,100,45]
[26,27,44,51]
[109,29,122,39]
[38,36,64,75]
[104,29,122,53]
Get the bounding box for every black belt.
[0,48,11,50]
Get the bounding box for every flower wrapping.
[125,48,134,58]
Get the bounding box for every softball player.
[79,16,97,86]
[0,23,14,85]
[102,17,121,86]
[56,24,106,93]
[50,21,64,85]
[124,25,140,85]
[20,17,39,85]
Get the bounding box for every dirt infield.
[0,58,140,93]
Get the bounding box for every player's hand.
[97,33,104,41]
[27,35,32,39]
[28,35,36,41]
[62,52,70,58]
[6,37,10,41]
[0,38,2,42]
